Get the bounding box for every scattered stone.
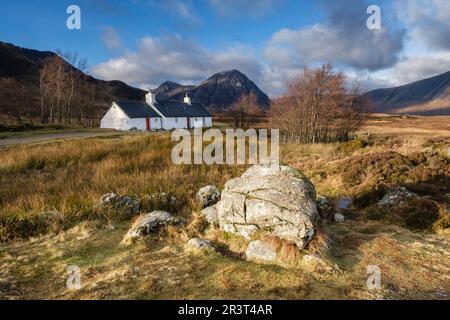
[377,187,417,209]
[245,240,277,263]
[302,254,334,272]
[122,211,180,245]
[186,238,215,251]
[334,213,345,223]
[201,204,219,226]
[317,195,334,219]
[445,193,450,204]
[215,165,319,249]
[196,185,221,208]
[99,192,140,216]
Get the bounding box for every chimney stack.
[146,91,156,105]
[184,93,192,105]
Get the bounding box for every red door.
[145,117,150,131]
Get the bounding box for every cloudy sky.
[1,0,450,96]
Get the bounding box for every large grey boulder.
[377,187,417,209]
[100,193,141,216]
[196,185,221,208]
[122,211,180,245]
[246,240,277,263]
[215,165,319,249]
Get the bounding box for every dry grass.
[0,134,245,240]
[0,116,449,300]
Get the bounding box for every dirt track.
[0,130,126,147]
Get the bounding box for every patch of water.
[337,197,352,210]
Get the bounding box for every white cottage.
[100,91,213,131]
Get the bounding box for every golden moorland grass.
[0,116,449,299]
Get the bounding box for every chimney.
[146,91,156,105]
[184,93,191,105]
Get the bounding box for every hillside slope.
[0,42,146,120]
[366,71,450,115]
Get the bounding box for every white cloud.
[264,0,405,72]
[371,53,450,87]
[399,0,450,51]
[92,35,263,90]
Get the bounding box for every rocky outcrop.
[197,185,221,208]
[210,165,318,249]
[122,211,180,245]
[378,187,417,209]
[99,193,140,216]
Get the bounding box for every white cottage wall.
[163,117,188,130]
[100,103,130,130]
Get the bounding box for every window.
[175,118,178,123]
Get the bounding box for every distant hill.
[366,71,450,115]
[0,41,145,122]
[153,69,271,112]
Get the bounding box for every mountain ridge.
[0,42,270,120]
[366,71,450,115]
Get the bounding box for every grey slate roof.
[115,99,211,118]
[153,100,211,118]
[115,100,160,118]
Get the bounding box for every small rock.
[377,187,417,209]
[334,213,345,223]
[302,254,334,272]
[186,238,215,251]
[99,192,141,216]
[201,204,219,226]
[196,185,221,208]
[445,193,450,204]
[245,240,277,263]
[317,195,334,219]
[122,211,180,245]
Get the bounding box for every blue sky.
[1,0,450,96]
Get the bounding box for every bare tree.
[39,59,50,124]
[231,92,261,129]
[270,64,369,143]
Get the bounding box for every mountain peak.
[208,69,247,80]
[155,70,270,111]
